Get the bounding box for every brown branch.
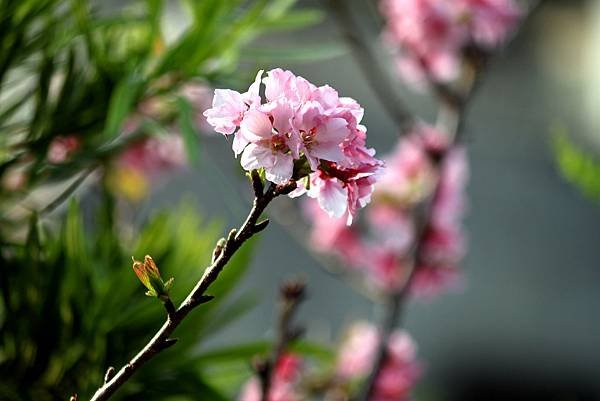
[257,279,306,401]
[88,173,296,401]
[326,0,415,133]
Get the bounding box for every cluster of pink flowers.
[239,354,303,401]
[380,0,521,85]
[305,124,468,298]
[335,322,421,401]
[203,69,383,224]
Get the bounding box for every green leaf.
[103,77,142,139]
[63,199,88,269]
[176,96,201,166]
[552,127,600,201]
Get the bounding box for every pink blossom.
[367,205,414,255]
[239,107,296,184]
[373,131,437,207]
[239,354,302,401]
[381,0,467,83]
[336,322,421,401]
[180,82,214,133]
[303,199,366,268]
[336,322,380,379]
[460,0,521,47]
[380,0,521,85]
[304,123,468,297]
[203,70,263,135]
[420,225,465,266]
[307,160,381,225]
[47,135,81,164]
[430,147,469,228]
[410,146,469,297]
[293,101,348,169]
[204,68,383,222]
[118,134,186,177]
[364,245,406,291]
[410,264,463,299]
[203,89,247,135]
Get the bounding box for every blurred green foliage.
[553,129,600,202]
[0,199,262,400]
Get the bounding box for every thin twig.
[89,174,296,401]
[326,0,414,133]
[257,279,306,401]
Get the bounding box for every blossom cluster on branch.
[335,322,421,401]
[380,0,521,85]
[203,68,383,224]
[240,354,304,401]
[305,124,469,298]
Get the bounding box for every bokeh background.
[2,0,600,400]
[147,0,600,400]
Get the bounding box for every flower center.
[300,127,317,146]
[270,134,289,153]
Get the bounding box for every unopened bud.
[132,255,174,298]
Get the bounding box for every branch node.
[275,180,297,196]
[226,228,237,246]
[104,367,115,384]
[158,338,178,351]
[197,295,214,304]
[211,237,226,263]
[280,279,306,302]
[162,298,176,318]
[254,219,270,233]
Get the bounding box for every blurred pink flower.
[364,245,406,291]
[381,0,467,83]
[430,147,469,229]
[336,322,380,379]
[410,264,463,299]
[239,354,303,401]
[47,135,81,164]
[204,68,383,224]
[336,322,421,401]
[380,0,521,85]
[367,205,414,254]
[461,0,521,47]
[180,82,214,133]
[118,134,186,177]
[373,126,440,207]
[303,199,366,268]
[304,123,468,298]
